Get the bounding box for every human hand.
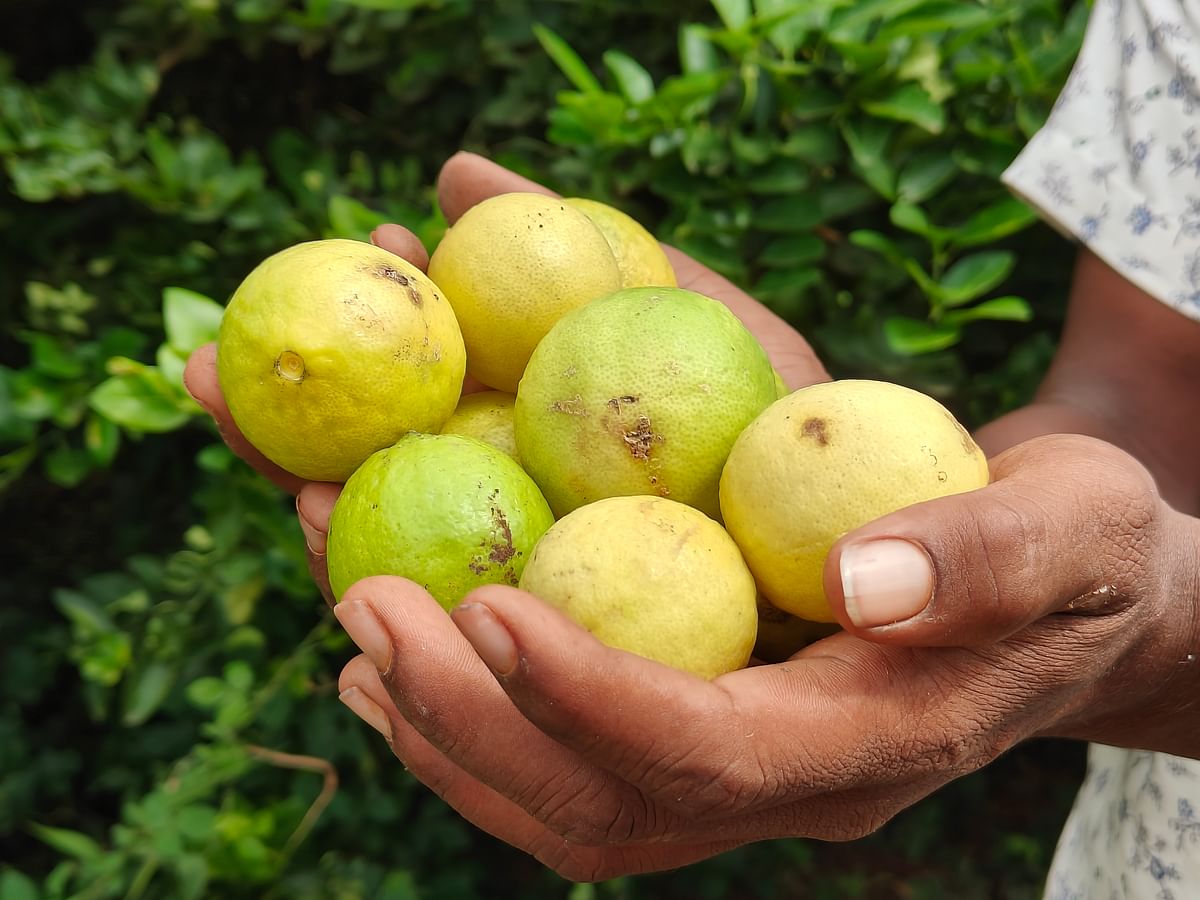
[328,431,1199,880]
[181,151,829,606]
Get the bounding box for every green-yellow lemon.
[327,433,554,609]
[216,239,466,482]
[427,192,622,393]
[440,390,519,463]
[563,197,676,288]
[514,287,776,519]
[519,495,758,679]
[719,380,990,622]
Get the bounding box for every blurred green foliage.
[2,1,1087,897]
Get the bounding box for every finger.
[182,343,307,494]
[660,246,828,390]
[823,433,1165,646]
[297,482,339,606]
[331,576,698,845]
[368,224,430,271]
[337,656,743,880]
[437,151,558,225]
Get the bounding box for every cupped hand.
[332,432,1199,881]
[181,151,828,605]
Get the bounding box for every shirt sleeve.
[1002,0,1200,321]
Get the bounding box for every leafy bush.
[2,1,1087,897]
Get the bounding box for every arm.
[978,249,1200,514]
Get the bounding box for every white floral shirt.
[1001,1,1200,897]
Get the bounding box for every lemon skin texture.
[519,495,758,679]
[563,197,676,288]
[216,239,466,482]
[326,433,554,610]
[440,390,520,463]
[719,380,991,623]
[514,287,777,520]
[427,192,622,393]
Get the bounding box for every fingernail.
[453,603,518,676]
[334,600,392,671]
[840,539,934,628]
[296,497,327,555]
[369,228,381,246]
[339,686,392,742]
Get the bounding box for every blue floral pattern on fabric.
[1002,1,1200,896]
[1003,0,1200,321]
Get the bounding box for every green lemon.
[514,286,777,519]
[327,433,554,609]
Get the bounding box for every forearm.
[975,251,1200,515]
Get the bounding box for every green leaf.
[84,411,121,466]
[44,445,91,487]
[0,870,39,900]
[841,117,896,199]
[944,295,1033,325]
[952,196,1038,247]
[679,24,720,74]
[53,588,115,633]
[939,250,1016,305]
[897,150,958,203]
[326,194,390,241]
[758,233,826,267]
[890,201,936,238]
[862,83,945,134]
[28,823,104,861]
[711,0,752,31]
[603,50,654,103]
[533,24,602,94]
[123,660,177,726]
[89,373,190,433]
[754,195,823,231]
[163,287,224,355]
[186,676,226,708]
[24,332,85,379]
[884,316,961,355]
[849,229,906,267]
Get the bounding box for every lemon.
[440,390,519,463]
[719,380,990,622]
[326,433,554,609]
[519,496,757,679]
[753,597,840,663]
[563,197,676,288]
[772,368,790,400]
[216,239,466,482]
[514,286,776,519]
[427,192,622,393]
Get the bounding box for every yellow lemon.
[563,197,676,288]
[720,380,990,622]
[427,192,622,393]
[753,597,840,663]
[216,239,465,482]
[327,433,554,609]
[440,390,519,463]
[514,286,776,519]
[519,495,758,679]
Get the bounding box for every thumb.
[821,434,1163,646]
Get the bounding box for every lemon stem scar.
[274,350,307,383]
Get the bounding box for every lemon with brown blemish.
[719,380,990,623]
[428,192,622,393]
[513,286,777,519]
[519,495,758,679]
[216,239,466,482]
[326,433,554,609]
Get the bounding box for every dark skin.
[185,152,1200,882]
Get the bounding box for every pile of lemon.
[217,193,988,678]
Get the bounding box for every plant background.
[1,1,1089,897]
